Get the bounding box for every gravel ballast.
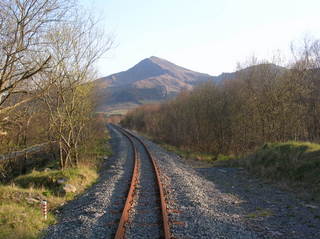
[44,125,134,239]
[136,133,320,239]
[44,126,320,238]
[124,138,163,239]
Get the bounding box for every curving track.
[44,124,320,239]
[113,125,171,239]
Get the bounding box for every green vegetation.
[14,167,98,198]
[0,167,96,239]
[0,198,55,239]
[162,143,231,162]
[246,208,274,219]
[214,141,320,201]
[106,109,129,116]
[244,142,320,186]
[0,131,111,239]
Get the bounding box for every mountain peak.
[138,56,172,68]
[148,56,165,62]
[149,55,160,60]
[95,57,214,111]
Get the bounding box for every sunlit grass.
[0,132,112,238]
[213,141,320,201]
[0,202,55,239]
[245,208,274,219]
[161,143,216,161]
[0,166,98,239]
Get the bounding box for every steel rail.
[121,128,171,239]
[114,127,140,239]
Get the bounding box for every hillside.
[95,56,214,112]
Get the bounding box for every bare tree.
[0,0,113,170]
[0,0,71,136]
[41,12,112,168]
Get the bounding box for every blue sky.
[81,0,320,77]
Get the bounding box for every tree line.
[0,0,112,169]
[121,39,320,157]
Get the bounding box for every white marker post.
[41,200,47,220]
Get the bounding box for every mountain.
[95,57,287,113]
[95,56,214,112]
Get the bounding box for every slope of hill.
[95,56,214,112]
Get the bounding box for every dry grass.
[0,166,98,239]
[0,201,55,239]
[213,141,320,201]
[245,208,274,219]
[0,132,111,238]
[161,143,216,161]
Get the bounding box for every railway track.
[113,125,171,239]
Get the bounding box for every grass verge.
[161,143,216,161]
[213,141,320,201]
[156,138,320,202]
[0,131,112,239]
[0,166,98,239]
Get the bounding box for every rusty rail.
[114,127,140,239]
[119,127,171,239]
